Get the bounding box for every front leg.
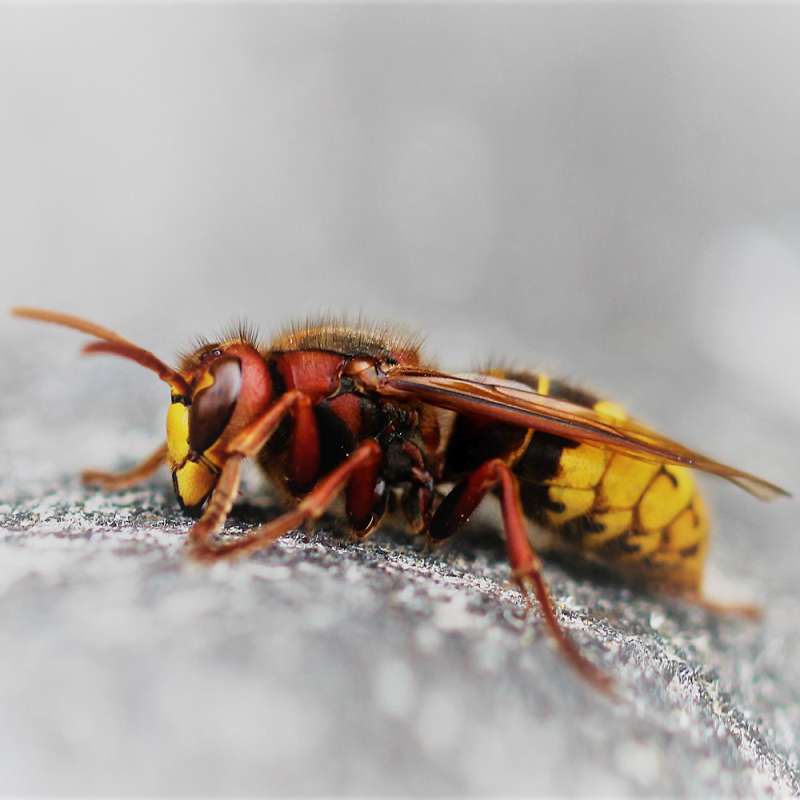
[189,440,383,562]
[82,443,167,490]
[187,390,313,546]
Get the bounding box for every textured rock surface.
[3,6,800,795]
[1,351,799,797]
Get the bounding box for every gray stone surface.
[1,347,799,797]
[3,5,800,796]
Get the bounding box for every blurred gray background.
[1,5,800,797]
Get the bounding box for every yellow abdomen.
[500,373,710,592]
[521,443,709,591]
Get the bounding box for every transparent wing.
[377,367,789,501]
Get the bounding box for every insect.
[12,307,789,692]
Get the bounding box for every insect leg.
[189,440,383,562]
[431,459,613,693]
[345,447,384,534]
[81,443,168,490]
[187,390,315,544]
[679,592,762,621]
[227,390,311,458]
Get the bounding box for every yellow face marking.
[165,368,227,509]
[551,443,610,490]
[545,485,595,525]
[596,454,661,510]
[638,466,694,532]
[166,401,190,467]
[174,460,216,508]
[166,369,225,468]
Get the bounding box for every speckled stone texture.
[1,344,799,798]
[4,5,800,796]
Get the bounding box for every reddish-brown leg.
[431,458,613,693]
[187,454,246,552]
[679,592,762,621]
[187,390,316,548]
[81,443,168,490]
[287,394,320,493]
[345,447,384,534]
[228,390,311,459]
[190,440,383,562]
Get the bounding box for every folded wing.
[377,367,789,501]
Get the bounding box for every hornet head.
[11,308,273,514]
[167,335,272,513]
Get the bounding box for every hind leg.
[430,458,613,693]
[678,591,762,621]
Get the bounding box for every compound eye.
[189,357,242,454]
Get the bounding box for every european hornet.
[12,307,790,692]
